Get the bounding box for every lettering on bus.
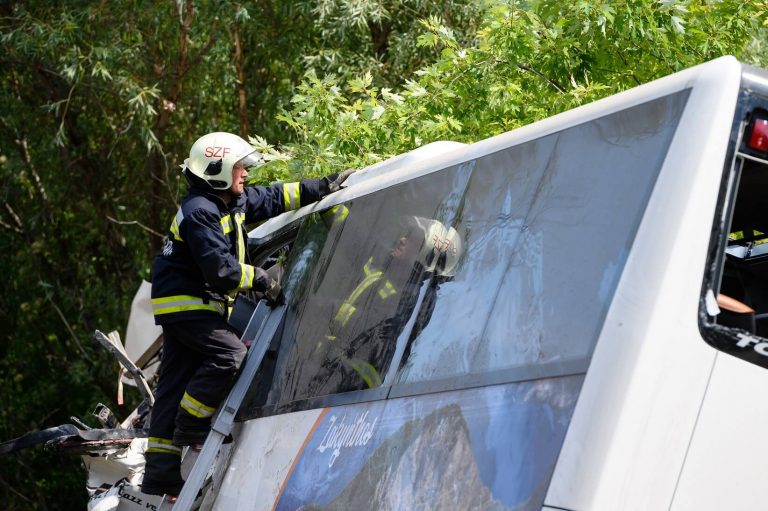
[316,411,378,468]
[735,334,768,357]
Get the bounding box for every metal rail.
[170,301,284,511]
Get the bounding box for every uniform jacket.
[151,179,326,324]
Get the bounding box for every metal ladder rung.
[171,302,284,511]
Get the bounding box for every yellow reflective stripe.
[238,263,255,290]
[180,392,216,419]
[220,214,233,235]
[334,303,357,327]
[347,273,381,305]
[333,258,384,328]
[234,212,245,264]
[334,274,379,327]
[170,208,184,241]
[321,205,349,228]
[332,258,398,328]
[153,304,223,315]
[147,447,183,455]
[346,358,382,388]
[147,437,182,455]
[148,436,173,445]
[151,295,225,316]
[363,257,380,277]
[378,280,397,299]
[282,182,300,211]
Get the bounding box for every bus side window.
[702,106,768,369]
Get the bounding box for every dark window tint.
[398,90,689,385]
[258,163,474,407]
[242,90,689,413]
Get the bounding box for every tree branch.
[13,135,49,204]
[180,32,218,79]
[0,218,22,234]
[616,50,642,86]
[106,215,165,238]
[46,295,93,363]
[517,64,566,93]
[3,201,24,232]
[0,476,34,504]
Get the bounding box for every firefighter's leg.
[142,325,202,496]
[172,318,247,446]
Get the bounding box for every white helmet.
[408,217,463,277]
[181,132,262,190]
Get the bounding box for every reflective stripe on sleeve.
[147,437,182,456]
[334,302,357,328]
[170,208,185,242]
[238,263,255,290]
[180,392,216,419]
[151,295,225,316]
[282,182,300,211]
[320,204,349,229]
[332,257,397,328]
[220,214,233,235]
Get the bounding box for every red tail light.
[747,116,768,152]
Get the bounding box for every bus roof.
[249,56,747,243]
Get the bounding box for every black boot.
[142,452,185,496]
[172,427,233,446]
[172,428,209,447]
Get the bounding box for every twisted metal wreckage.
[2,282,179,510]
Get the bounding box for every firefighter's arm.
[184,208,271,294]
[243,170,355,223]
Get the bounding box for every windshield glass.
[241,89,689,414]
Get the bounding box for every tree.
[270,0,768,177]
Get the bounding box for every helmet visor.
[238,150,263,169]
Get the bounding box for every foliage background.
[1,0,767,508]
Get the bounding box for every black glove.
[264,278,285,307]
[253,267,285,307]
[322,168,356,194]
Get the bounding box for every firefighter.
[271,215,463,403]
[141,132,352,497]
[322,216,463,391]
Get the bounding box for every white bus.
[161,55,768,511]
[9,55,765,511]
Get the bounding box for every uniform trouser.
[144,317,246,488]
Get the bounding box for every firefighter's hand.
[324,169,355,194]
[264,278,285,307]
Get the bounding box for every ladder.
[167,301,285,511]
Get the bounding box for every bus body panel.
[214,379,582,510]
[212,409,324,510]
[670,353,768,510]
[545,58,743,509]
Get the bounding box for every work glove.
[264,278,285,307]
[323,168,356,194]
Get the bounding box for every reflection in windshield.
[242,90,689,411]
[264,185,468,405]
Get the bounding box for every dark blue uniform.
[143,179,326,496]
[151,180,324,322]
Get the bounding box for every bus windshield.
[241,89,690,416]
